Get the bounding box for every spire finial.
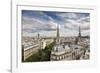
[56,24,60,44]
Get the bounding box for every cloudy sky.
[22,10,90,37]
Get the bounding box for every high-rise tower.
[78,25,81,38]
[75,25,82,44]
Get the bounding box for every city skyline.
[22,10,90,37]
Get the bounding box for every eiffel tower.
[78,25,81,38]
[75,25,82,44]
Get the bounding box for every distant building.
[40,39,46,49]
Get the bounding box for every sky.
[22,10,90,37]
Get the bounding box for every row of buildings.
[22,35,53,61]
[50,25,90,61]
[22,24,90,61]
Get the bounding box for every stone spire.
[56,24,60,44]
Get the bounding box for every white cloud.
[22,11,90,37]
[63,13,90,31]
[22,16,58,36]
[56,12,78,19]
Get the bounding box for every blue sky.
[22,10,90,37]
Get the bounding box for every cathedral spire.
[57,24,59,38]
[56,24,60,43]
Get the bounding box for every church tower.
[56,24,60,45]
[51,24,67,61]
[55,24,61,52]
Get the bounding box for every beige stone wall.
[24,47,39,61]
